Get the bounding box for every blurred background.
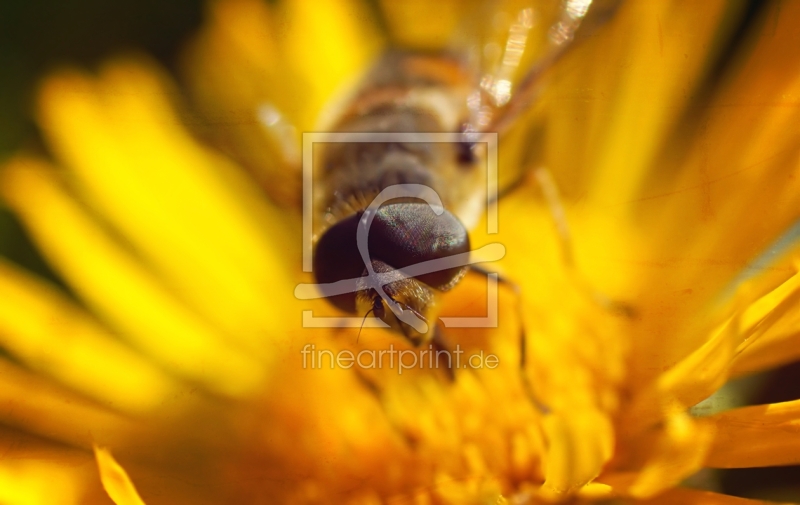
[0,0,798,501]
[0,0,204,285]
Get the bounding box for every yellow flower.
[1,0,799,504]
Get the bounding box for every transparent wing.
[458,0,624,137]
[417,0,624,197]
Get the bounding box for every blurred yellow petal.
[279,0,382,127]
[35,61,296,355]
[0,463,83,505]
[0,358,137,449]
[379,0,465,49]
[0,158,265,397]
[540,408,613,496]
[634,487,789,505]
[0,258,179,414]
[0,434,93,505]
[181,0,381,207]
[181,0,303,206]
[705,399,800,469]
[188,0,282,111]
[94,446,146,505]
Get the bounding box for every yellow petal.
[379,0,466,49]
[624,316,735,433]
[94,446,146,505]
[551,0,730,208]
[602,412,713,499]
[705,399,800,468]
[730,265,800,377]
[622,251,800,435]
[0,463,83,505]
[34,61,297,355]
[279,0,382,128]
[540,408,613,496]
[180,0,303,207]
[0,158,265,397]
[486,192,629,415]
[481,192,625,495]
[611,0,800,384]
[0,431,92,505]
[186,0,381,131]
[0,258,179,414]
[733,329,800,380]
[633,487,790,505]
[0,358,137,449]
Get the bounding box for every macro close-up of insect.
[1,0,800,503]
[296,0,624,357]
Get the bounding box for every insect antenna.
[356,308,375,344]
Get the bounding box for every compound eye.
[313,214,363,313]
[369,203,470,290]
[313,202,471,314]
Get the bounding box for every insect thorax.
[312,51,486,238]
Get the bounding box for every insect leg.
[431,322,456,382]
[531,166,635,317]
[531,167,573,265]
[467,265,548,413]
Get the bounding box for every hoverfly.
[285,0,624,360]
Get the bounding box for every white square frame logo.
[300,131,500,329]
